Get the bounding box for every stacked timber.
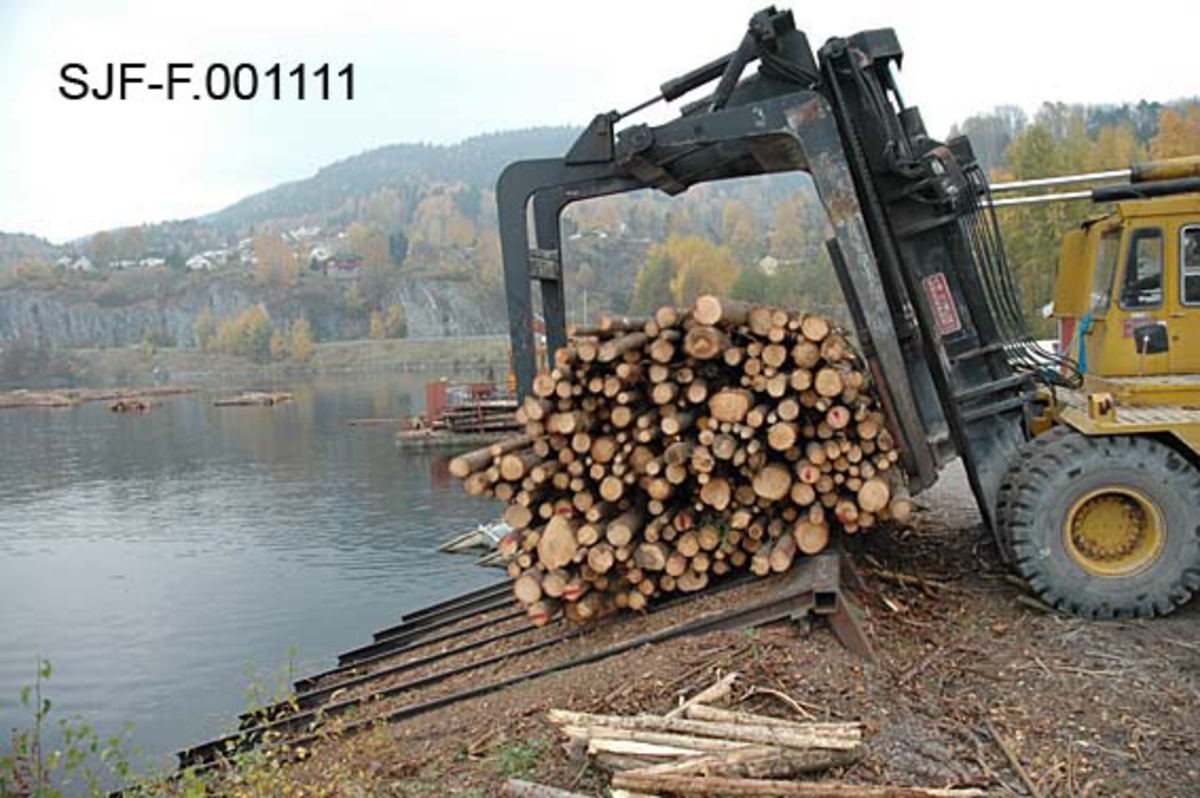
[451,297,914,625]
[439,398,521,434]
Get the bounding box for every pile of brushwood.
[451,296,913,625]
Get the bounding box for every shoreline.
[16,336,513,389]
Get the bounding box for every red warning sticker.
[923,272,962,336]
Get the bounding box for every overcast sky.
[0,0,1195,243]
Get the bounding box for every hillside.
[2,97,1197,376]
[0,232,62,273]
[206,126,580,234]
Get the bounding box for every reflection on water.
[0,374,498,767]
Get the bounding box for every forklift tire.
[1000,431,1200,618]
[994,425,1076,564]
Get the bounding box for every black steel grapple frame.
[496,7,1034,535]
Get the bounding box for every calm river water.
[0,374,499,769]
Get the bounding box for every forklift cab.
[1054,194,1200,383]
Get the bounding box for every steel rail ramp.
[178,552,872,773]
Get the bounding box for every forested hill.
[0,232,60,272]
[4,99,1198,372]
[206,126,580,234]
[950,99,1196,173]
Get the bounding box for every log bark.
[604,507,643,547]
[628,743,860,780]
[599,332,649,364]
[547,711,861,751]
[612,773,983,797]
[665,671,739,719]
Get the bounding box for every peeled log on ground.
[611,773,984,798]
[625,743,861,779]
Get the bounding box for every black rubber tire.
[1000,431,1200,618]
[994,425,1076,563]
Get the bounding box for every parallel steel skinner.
[178,558,872,772]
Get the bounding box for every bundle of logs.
[450,296,914,625]
[439,399,522,434]
[512,674,983,798]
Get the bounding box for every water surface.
[0,375,498,768]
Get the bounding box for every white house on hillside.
[56,255,96,272]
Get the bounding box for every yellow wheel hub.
[1064,487,1164,576]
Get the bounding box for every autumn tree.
[194,307,217,351]
[385,304,406,338]
[346,222,390,271]
[214,306,272,363]
[1149,105,1200,159]
[344,283,369,318]
[720,200,762,263]
[270,329,289,361]
[359,262,392,311]
[289,318,315,363]
[1089,123,1144,171]
[410,190,476,248]
[369,310,386,340]
[254,236,300,292]
[664,236,739,306]
[88,231,116,267]
[769,193,825,261]
[729,264,773,303]
[116,227,146,262]
[476,231,503,294]
[473,230,508,319]
[569,197,623,234]
[630,250,677,315]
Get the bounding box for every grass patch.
[490,737,548,780]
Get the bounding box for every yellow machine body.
[1050,188,1200,458]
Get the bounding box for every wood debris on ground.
[450,297,914,624]
[527,674,984,797]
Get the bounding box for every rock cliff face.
[0,275,505,348]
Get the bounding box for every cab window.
[1091,231,1121,311]
[1182,226,1200,306]
[1119,228,1163,309]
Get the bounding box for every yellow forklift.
[991,158,1200,613]
[495,8,1200,618]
